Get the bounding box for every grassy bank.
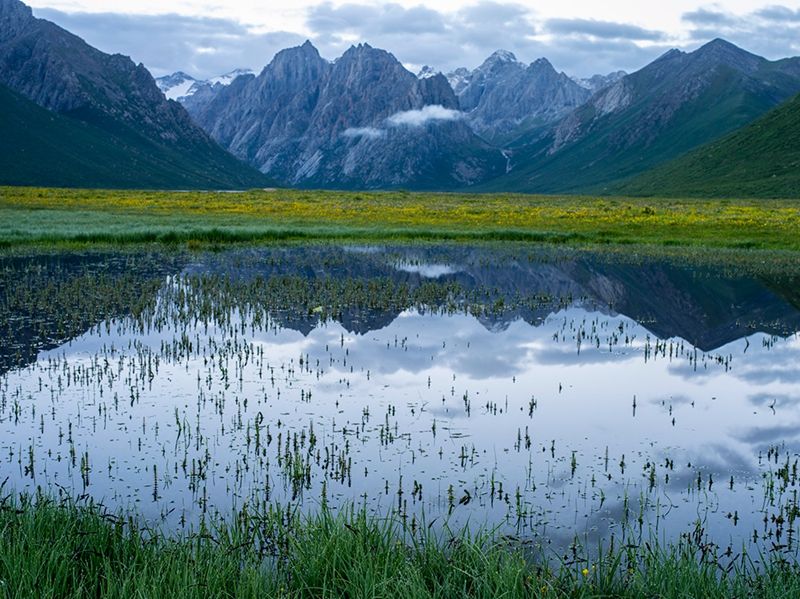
[1,187,799,251]
[1,496,798,598]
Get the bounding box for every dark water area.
[2,245,800,555]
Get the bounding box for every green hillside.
[614,93,800,198]
[482,41,800,195]
[0,84,271,190]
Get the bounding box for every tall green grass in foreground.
[1,495,798,598]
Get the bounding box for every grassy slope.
[487,64,797,194]
[1,187,799,252]
[615,93,800,199]
[0,84,271,190]
[2,497,799,599]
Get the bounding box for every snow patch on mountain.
[156,69,254,102]
[417,65,438,79]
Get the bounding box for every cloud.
[680,5,800,59]
[386,105,463,127]
[343,105,463,140]
[307,2,446,36]
[545,18,665,41]
[30,2,800,84]
[32,8,304,78]
[756,5,800,22]
[681,9,737,26]
[342,127,385,140]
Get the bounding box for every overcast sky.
[26,1,800,79]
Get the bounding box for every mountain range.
[168,38,800,194]
[490,39,800,193]
[1,0,799,196]
[183,42,504,189]
[0,0,269,189]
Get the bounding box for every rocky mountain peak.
[654,48,684,63]
[271,41,323,66]
[528,58,558,75]
[446,67,471,94]
[339,42,395,64]
[0,0,32,39]
[417,65,438,79]
[692,38,763,71]
[0,0,30,18]
[479,50,520,71]
[265,41,328,84]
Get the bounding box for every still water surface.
[2,245,799,554]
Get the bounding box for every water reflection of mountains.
[188,246,800,351]
[3,247,799,375]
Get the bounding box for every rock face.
[188,41,504,189]
[494,38,800,193]
[0,0,269,188]
[572,71,627,93]
[447,51,591,141]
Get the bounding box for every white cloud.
[386,105,463,127]
[342,126,385,139]
[28,1,800,79]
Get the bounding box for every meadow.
[1,186,799,251]
[2,189,800,598]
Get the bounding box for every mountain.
[491,39,800,193]
[155,71,198,100]
[187,41,505,189]
[446,51,591,142]
[156,69,254,101]
[572,71,627,93]
[0,0,269,189]
[0,82,256,188]
[445,67,471,94]
[614,92,800,198]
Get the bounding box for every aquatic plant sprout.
[1,244,800,560]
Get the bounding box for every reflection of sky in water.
[393,261,459,278]
[3,295,800,552]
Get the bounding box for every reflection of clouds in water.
[736,368,800,385]
[342,245,383,255]
[748,392,800,408]
[648,394,695,407]
[532,346,639,366]
[393,261,459,278]
[736,424,800,446]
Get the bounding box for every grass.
[1,187,799,252]
[1,495,799,599]
[616,93,800,199]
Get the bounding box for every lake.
[2,245,799,557]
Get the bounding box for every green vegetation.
[490,58,798,194]
[0,84,270,190]
[1,187,799,251]
[1,495,798,599]
[616,93,800,199]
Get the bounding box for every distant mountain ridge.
[155,69,254,101]
[446,51,592,142]
[0,0,269,189]
[489,39,800,193]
